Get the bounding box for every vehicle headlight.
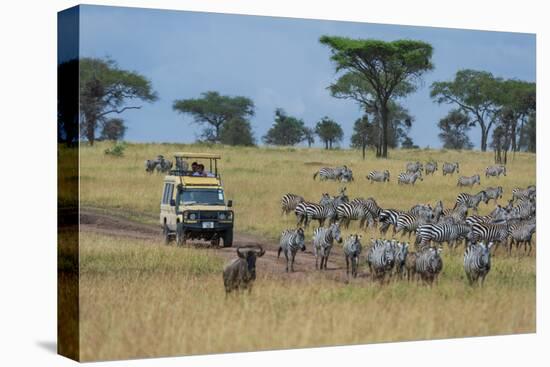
[218,212,227,220]
[188,213,197,220]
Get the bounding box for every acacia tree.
[430,70,503,151]
[437,109,474,150]
[99,118,127,141]
[315,116,343,149]
[219,117,255,146]
[262,108,306,146]
[303,127,316,147]
[79,57,158,145]
[320,36,433,158]
[173,91,254,143]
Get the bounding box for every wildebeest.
[144,159,158,173]
[457,174,481,187]
[222,245,265,294]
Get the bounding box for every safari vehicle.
[160,152,234,247]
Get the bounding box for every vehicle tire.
[163,224,171,245]
[176,225,186,246]
[222,229,233,248]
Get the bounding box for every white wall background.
[0,1,547,366]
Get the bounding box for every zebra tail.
[277,246,282,258]
[313,172,318,180]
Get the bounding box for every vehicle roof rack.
[173,152,221,159]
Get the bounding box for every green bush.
[104,142,127,157]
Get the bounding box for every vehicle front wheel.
[176,225,186,246]
[222,230,233,248]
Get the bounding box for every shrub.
[104,142,127,157]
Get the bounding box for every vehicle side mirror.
[227,200,233,207]
[170,199,176,206]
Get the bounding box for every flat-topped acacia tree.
[320,36,433,158]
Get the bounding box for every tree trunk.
[480,125,488,152]
[362,143,366,160]
[325,140,328,150]
[381,103,389,158]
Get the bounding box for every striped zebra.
[454,191,488,213]
[406,161,423,174]
[319,193,332,205]
[511,185,536,202]
[343,234,362,278]
[485,165,506,177]
[313,223,342,270]
[280,193,304,215]
[277,228,306,272]
[441,204,469,224]
[405,251,417,281]
[298,201,338,228]
[508,222,536,256]
[484,186,503,204]
[442,162,460,176]
[471,222,510,252]
[465,205,510,227]
[395,213,431,239]
[457,174,481,187]
[416,222,472,251]
[508,199,536,221]
[425,161,438,175]
[410,204,435,222]
[352,197,382,221]
[366,239,395,281]
[366,170,390,183]
[379,209,405,235]
[415,247,443,284]
[397,171,423,185]
[464,242,494,286]
[340,167,354,182]
[336,202,374,229]
[313,166,347,181]
[392,241,409,278]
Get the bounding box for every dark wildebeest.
[223,245,265,294]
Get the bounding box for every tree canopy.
[99,118,127,141]
[173,91,255,143]
[320,36,433,158]
[219,117,256,146]
[437,109,474,150]
[79,57,157,145]
[262,109,306,146]
[350,115,372,159]
[315,116,343,149]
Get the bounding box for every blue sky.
[75,5,536,148]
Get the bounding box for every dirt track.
[80,208,348,281]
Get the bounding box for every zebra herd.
[315,162,509,187]
[278,169,536,285]
[144,155,188,173]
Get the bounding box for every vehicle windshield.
[178,189,225,205]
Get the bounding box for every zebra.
[409,204,435,222]
[175,156,189,172]
[281,193,304,215]
[457,174,481,187]
[319,193,333,206]
[441,204,469,224]
[366,239,395,282]
[415,247,443,285]
[313,223,342,270]
[336,201,374,229]
[366,170,390,183]
[340,167,354,182]
[379,209,405,235]
[277,228,306,272]
[156,156,173,173]
[144,159,159,173]
[295,201,337,228]
[406,161,423,174]
[395,213,432,239]
[442,162,460,176]
[313,166,348,181]
[425,161,438,175]
[512,185,536,202]
[343,234,362,278]
[484,186,503,204]
[397,171,423,185]
[508,222,536,256]
[392,241,409,278]
[464,242,494,286]
[352,197,382,223]
[485,165,506,177]
[416,223,472,251]
[465,205,510,227]
[471,222,510,253]
[508,199,536,221]
[454,191,488,213]
[405,251,417,281]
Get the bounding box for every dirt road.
[80,208,349,282]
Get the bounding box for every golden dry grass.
[79,233,535,361]
[76,142,536,361]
